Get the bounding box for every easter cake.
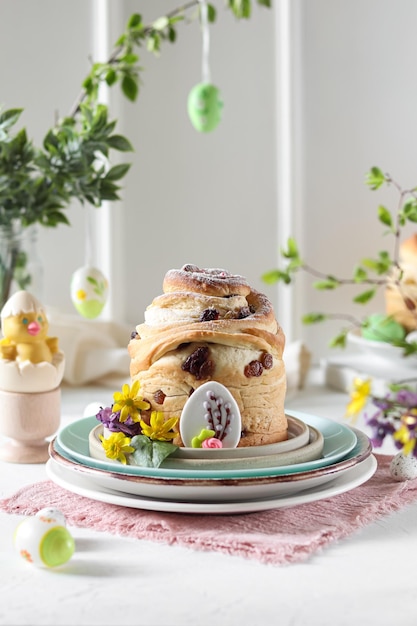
[386,233,417,331]
[127,264,287,448]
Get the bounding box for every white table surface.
[0,373,416,626]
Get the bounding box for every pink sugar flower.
[202,437,223,449]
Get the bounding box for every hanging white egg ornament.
[188,83,223,133]
[71,266,108,319]
[14,511,75,568]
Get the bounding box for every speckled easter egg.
[390,452,417,481]
[187,83,223,132]
[71,266,108,319]
[14,514,74,567]
[362,314,406,343]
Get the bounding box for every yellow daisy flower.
[100,432,135,465]
[345,377,371,419]
[393,414,417,455]
[112,380,150,423]
[140,411,179,441]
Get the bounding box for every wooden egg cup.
[0,387,61,463]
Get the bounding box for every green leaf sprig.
[130,435,178,468]
[262,167,417,353]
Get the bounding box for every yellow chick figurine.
[0,291,59,364]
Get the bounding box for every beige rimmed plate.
[88,415,310,461]
[89,424,323,470]
[88,416,323,470]
[347,329,417,368]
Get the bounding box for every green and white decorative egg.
[187,83,223,132]
[14,509,74,568]
[71,266,108,319]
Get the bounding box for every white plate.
[348,329,417,368]
[55,411,357,478]
[45,455,377,514]
[48,428,371,502]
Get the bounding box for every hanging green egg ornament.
[188,83,223,133]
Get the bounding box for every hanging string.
[85,205,94,268]
[199,0,211,84]
[188,0,222,133]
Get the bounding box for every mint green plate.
[55,410,358,480]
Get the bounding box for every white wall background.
[292,0,417,361]
[113,0,279,327]
[0,0,92,310]
[2,0,417,364]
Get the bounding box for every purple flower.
[366,414,396,448]
[96,406,114,428]
[396,389,417,408]
[372,397,391,411]
[95,405,142,437]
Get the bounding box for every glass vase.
[0,221,43,312]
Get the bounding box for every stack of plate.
[47,410,376,514]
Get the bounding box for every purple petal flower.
[116,417,143,437]
[366,414,396,448]
[372,397,391,411]
[395,390,417,407]
[95,405,142,437]
[96,406,115,428]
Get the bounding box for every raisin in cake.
[128,264,287,447]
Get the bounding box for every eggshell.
[390,451,417,481]
[84,401,105,418]
[187,83,223,132]
[14,515,74,567]
[71,266,108,319]
[180,381,241,448]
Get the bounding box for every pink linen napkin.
[1,454,417,565]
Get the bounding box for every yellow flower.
[393,415,417,456]
[100,432,135,465]
[112,381,150,423]
[140,411,179,441]
[76,289,87,301]
[345,377,372,419]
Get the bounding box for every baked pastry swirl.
[128,265,287,447]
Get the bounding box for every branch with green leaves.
[73,0,271,112]
[262,167,417,351]
[0,0,271,229]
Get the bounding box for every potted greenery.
[0,0,271,310]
